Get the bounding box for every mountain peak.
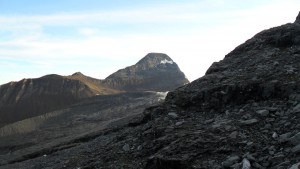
[295,11,300,23]
[104,53,189,91]
[143,53,171,60]
[136,53,174,69]
[72,72,84,76]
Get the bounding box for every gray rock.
[222,155,240,167]
[175,121,184,126]
[256,109,269,117]
[290,94,300,101]
[289,132,300,145]
[293,103,300,113]
[291,144,300,153]
[231,162,242,169]
[252,162,265,169]
[122,143,130,152]
[269,154,285,164]
[279,132,292,142]
[229,131,238,139]
[266,118,275,122]
[275,161,291,168]
[240,119,258,125]
[289,162,300,169]
[168,112,178,119]
[204,119,214,124]
[224,125,232,131]
[137,145,142,151]
[272,132,278,139]
[242,158,251,169]
[244,154,256,162]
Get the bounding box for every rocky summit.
[104,53,189,91]
[1,14,300,169]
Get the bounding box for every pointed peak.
[72,72,84,76]
[143,53,172,60]
[136,53,174,67]
[295,11,300,23]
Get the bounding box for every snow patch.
[156,91,169,101]
[160,59,173,64]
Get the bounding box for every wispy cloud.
[0,0,300,85]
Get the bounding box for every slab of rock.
[122,143,130,152]
[256,109,269,116]
[292,103,300,113]
[289,162,300,169]
[291,144,300,154]
[222,155,240,167]
[242,159,251,169]
[168,112,178,119]
[289,132,300,145]
[279,132,292,142]
[229,131,239,139]
[240,119,258,125]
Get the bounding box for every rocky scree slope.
[148,12,300,168]
[4,12,299,169]
[104,53,189,91]
[0,92,165,167]
[166,12,300,111]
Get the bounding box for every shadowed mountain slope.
[104,53,189,91]
[0,74,112,127]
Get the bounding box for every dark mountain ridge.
[0,75,99,127]
[104,53,189,91]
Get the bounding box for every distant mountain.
[0,73,119,127]
[104,53,189,91]
[0,53,188,127]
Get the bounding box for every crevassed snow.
[160,59,173,64]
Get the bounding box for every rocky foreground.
[1,13,300,169]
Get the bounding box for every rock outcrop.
[104,53,189,91]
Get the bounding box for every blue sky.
[0,0,300,85]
